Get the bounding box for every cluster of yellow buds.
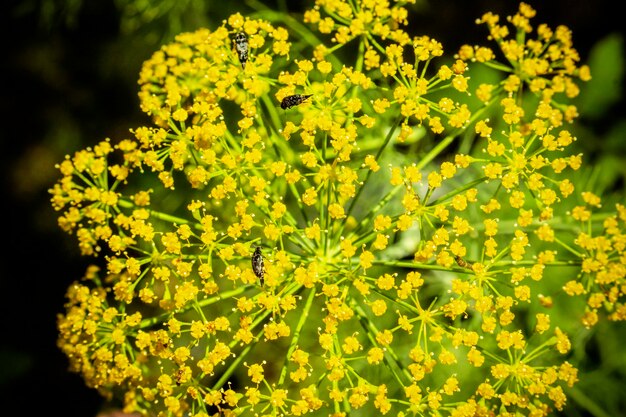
[50,2,625,416]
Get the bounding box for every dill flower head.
[50,2,625,416]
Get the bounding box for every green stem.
[211,330,263,390]
[373,289,421,316]
[481,60,514,73]
[211,283,305,389]
[138,286,250,329]
[320,135,329,255]
[288,181,310,226]
[416,134,455,171]
[260,95,295,162]
[347,184,403,243]
[491,260,580,267]
[479,346,506,363]
[566,385,613,417]
[521,339,551,364]
[554,236,584,257]
[118,198,192,226]
[371,260,463,272]
[344,116,403,222]
[416,98,496,171]
[351,301,412,385]
[354,36,365,73]
[277,288,317,385]
[428,176,489,206]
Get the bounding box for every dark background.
[1,1,624,416]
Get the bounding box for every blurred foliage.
[559,35,626,417]
[114,0,208,40]
[18,0,214,39]
[577,34,624,121]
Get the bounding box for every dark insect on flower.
[154,338,171,353]
[280,94,313,110]
[455,255,473,270]
[251,246,265,286]
[174,368,185,385]
[234,32,249,69]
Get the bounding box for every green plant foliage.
[577,34,624,120]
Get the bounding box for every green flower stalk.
[50,2,626,416]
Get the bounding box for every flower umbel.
[51,2,625,417]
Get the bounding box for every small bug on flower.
[280,94,313,110]
[454,255,472,270]
[251,246,265,286]
[234,32,249,69]
[174,368,185,385]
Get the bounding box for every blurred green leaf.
[380,224,421,260]
[566,319,626,416]
[577,34,624,119]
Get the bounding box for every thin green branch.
[138,286,250,329]
[350,301,412,384]
[277,288,317,385]
[344,116,403,221]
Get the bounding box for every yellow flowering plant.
[50,1,626,416]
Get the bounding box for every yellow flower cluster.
[304,0,416,45]
[51,2,625,417]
